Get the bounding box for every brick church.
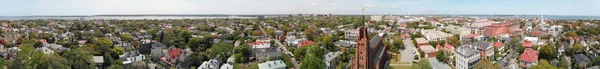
[351,14,390,69]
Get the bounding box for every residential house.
[519,49,538,68]
[345,29,359,41]
[455,46,481,69]
[548,26,563,37]
[258,60,287,69]
[198,59,221,69]
[324,51,343,69]
[574,54,591,67]
[473,41,493,58]
[493,42,504,52]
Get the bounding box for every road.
[275,40,300,68]
[259,26,300,68]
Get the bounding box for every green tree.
[39,54,71,69]
[39,33,53,40]
[9,44,45,69]
[234,44,251,63]
[120,34,133,42]
[107,64,124,69]
[539,45,556,60]
[392,37,405,50]
[180,30,192,42]
[410,59,431,69]
[132,61,147,69]
[448,34,461,47]
[300,55,326,69]
[559,56,571,68]
[209,42,234,61]
[573,44,583,53]
[188,37,209,51]
[104,53,115,66]
[322,35,337,51]
[308,45,325,58]
[97,37,114,47]
[530,59,558,69]
[436,50,448,63]
[294,46,308,60]
[493,47,500,60]
[473,59,502,69]
[282,53,295,68]
[62,49,95,69]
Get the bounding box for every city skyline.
[1,0,599,16]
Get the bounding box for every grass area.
[391,65,412,69]
[389,54,411,64]
[235,63,259,69]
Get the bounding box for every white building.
[324,51,343,69]
[548,26,563,37]
[258,60,287,69]
[371,15,383,21]
[455,46,481,69]
[199,59,221,69]
[445,25,472,37]
[345,29,359,41]
[421,29,452,41]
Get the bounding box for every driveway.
[400,39,417,63]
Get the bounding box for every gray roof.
[258,60,286,69]
[473,41,492,50]
[370,36,382,49]
[429,58,452,69]
[253,47,282,59]
[324,51,342,62]
[334,41,353,47]
[457,46,480,58]
[574,54,591,64]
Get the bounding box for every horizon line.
[1,13,600,17]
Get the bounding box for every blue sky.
[0,0,599,16]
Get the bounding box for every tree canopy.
[530,59,558,69]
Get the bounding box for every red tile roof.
[519,49,538,63]
[522,40,533,47]
[299,40,314,47]
[531,31,543,36]
[493,42,503,48]
[161,57,172,65]
[436,44,442,49]
[248,42,268,46]
[167,48,182,61]
[398,23,407,27]
[444,43,454,50]
[467,34,480,38]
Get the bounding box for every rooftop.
[519,49,538,63]
[456,46,480,57]
[258,60,286,69]
[415,38,428,44]
[420,45,437,53]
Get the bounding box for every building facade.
[455,46,481,69]
[482,22,519,37]
[351,25,389,69]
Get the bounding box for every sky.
[0,0,599,16]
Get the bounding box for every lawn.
[391,65,412,69]
[389,54,411,64]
